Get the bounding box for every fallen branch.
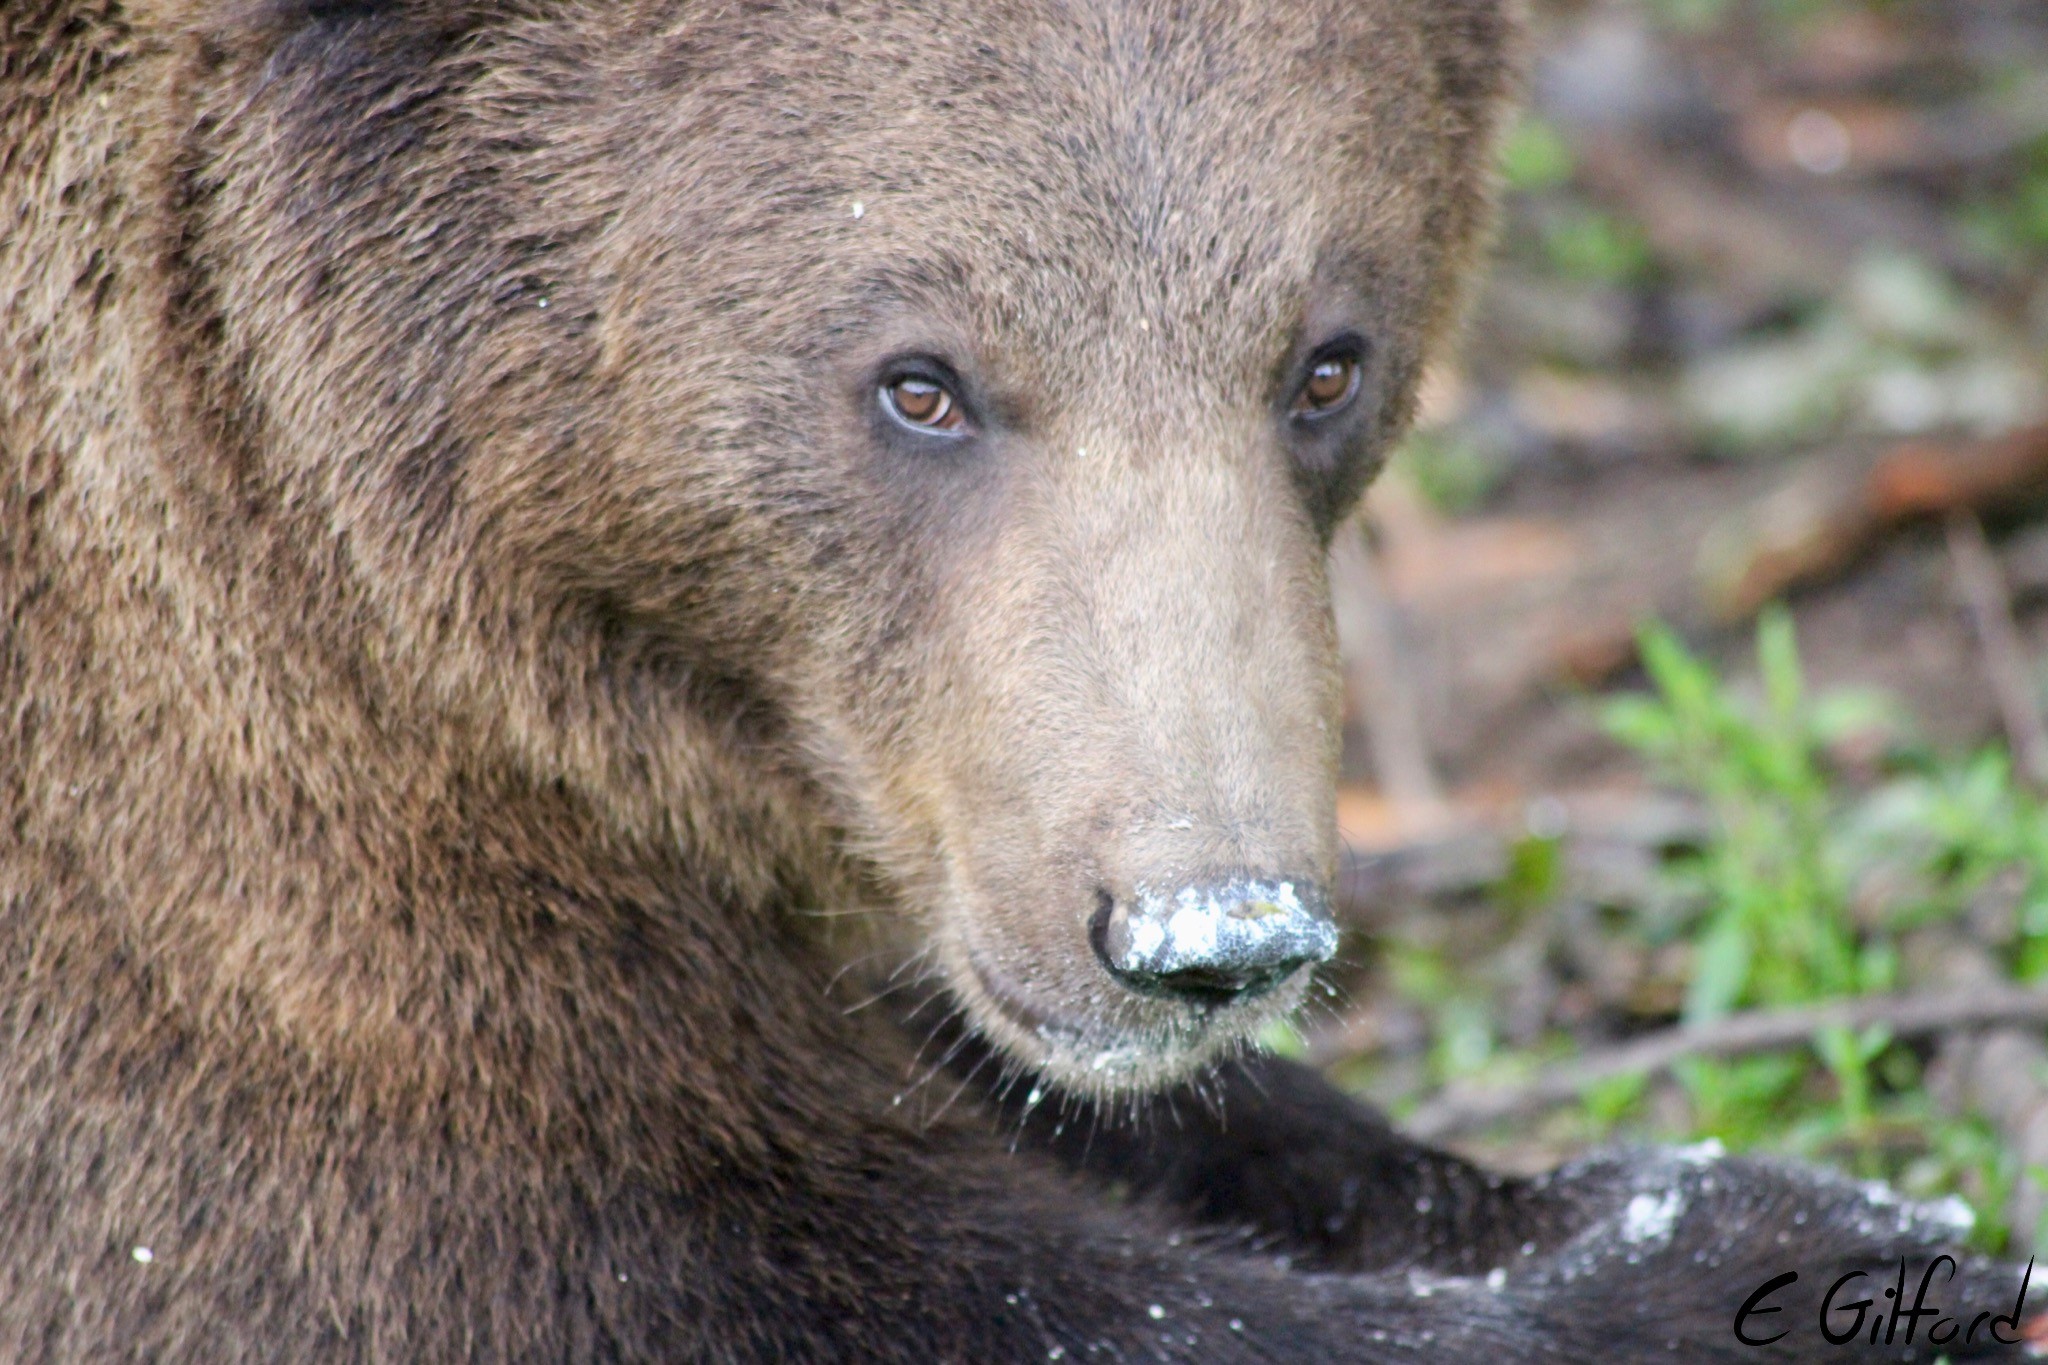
[1925,945,2048,1254]
[1330,521,1448,829]
[1575,133,1964,308]
[1946,510,2048,790]
[1575,135,1854,304]
[1698,423,2048,624]
[1403,986,2048,1141]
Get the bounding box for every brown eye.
[883,375,965,433]
[1294,353,1360,417]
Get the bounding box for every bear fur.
[0,1,2029,1360]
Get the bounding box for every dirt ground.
[1317,0,2048,1220]
[1338,0,2048,840]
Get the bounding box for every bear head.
[166,0,1517,1095]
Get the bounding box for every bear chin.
[943,931,1312,1098]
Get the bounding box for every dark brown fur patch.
[5,4,1806,1360]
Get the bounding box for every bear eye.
[882,374,967,435]
[1290,347,1363,420]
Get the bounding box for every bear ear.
[1428,0,1524,91]
[1416,0,1526,329]
[1421,0,1525,166]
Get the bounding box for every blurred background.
[1312,0,2048,1256]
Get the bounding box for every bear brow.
[847,256,976,311]
[809,258,990,351]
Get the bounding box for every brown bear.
[0,0,2029,1360]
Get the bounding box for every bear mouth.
[959,943,1286,1091]
[962,950,1061,1035]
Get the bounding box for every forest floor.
[1315,0,2048,1256]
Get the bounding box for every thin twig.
[1947,510,2048,791]
[1329,520,1446,826]
[1924,945,2048,1252]
[1403,986,2048,1141]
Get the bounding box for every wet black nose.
[1090,878,1337,1005]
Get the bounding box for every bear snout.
[1090,877,1336,1007]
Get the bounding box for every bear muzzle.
[1090,877,1336,1007]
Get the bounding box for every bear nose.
[1090,878,1337,1005]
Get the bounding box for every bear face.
[584,4,1497,1095]
[10,6,2038,1362]
[167,0,1508,1095]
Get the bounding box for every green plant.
[1593,609,2042,1239]
[1642,0,1736,34]
[1498,115,1574,194]
[1642,0,1915,40]
[1604,608,1875,1020]
[1392,428,1502,515]
[1962,134,2048,271]
[1539,205,1655,287]
[1360,610,2044,1249]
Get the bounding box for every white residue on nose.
[1119,878,1334,973]
[1128,920,1166,958]
[1162,905,1219,962]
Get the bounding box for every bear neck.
[4,5,937,1182]
[11,460,885,1180]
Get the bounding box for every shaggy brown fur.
[0,1,2026,1360]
